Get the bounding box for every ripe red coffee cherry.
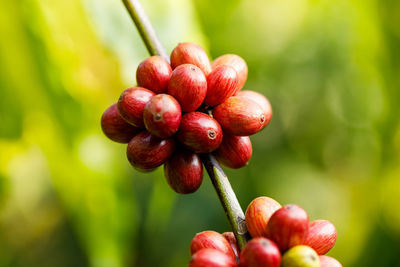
[136,56,172,93]
[236,90,272,128]
[126,131,175,171]
[189,248,238,267]
[168,64,207,112]
[245,196,281,238]
[239,237,281,267]
[319,256,342,267]
[177,112,223,153]
[213,96,265,136]
[214,135,252,169]
[304,220,337,255]
[222,232,239,258]
[101,103,140,143]
[118,87,155,128]
[190,231,236,260]
[204,65,238,106]
[170,42,211,76]
[266,205,309,252]
[212,54,248,94]
[164,149,203,194]
[143,94,181,138]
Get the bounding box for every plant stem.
[121,0,250,249]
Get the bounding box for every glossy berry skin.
[245,196,281,238]
[281,246,320,267]
[304,220,337,255]
[177,112,223,153]
[214,135,252,169]
[143,94,181,138]
[239,237,281,267]
[190,231,236,260]
[164,149,203,194]
[204,65,238,106]
[189,248,238,267]
[236,90,272,128]
[126,131,175,171]
[170,42,211,76]
[319,256,342,267]
[212,54,248,94]
[117,87,155,128]
[222,232,239,258]
[168,64,207,112]
[136,56,172,93]
[213,96,265,136]
[266,205,309,252]
[101,103,140,143]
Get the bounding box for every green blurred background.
[1,0,400,266]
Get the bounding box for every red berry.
[245,197,281,238]
[190,231,236,259]
[143,94,181,138]
[214,135,252,169]
[212,54,248,94]
[236,90,272,128]
[126,131,175,171]
[101,103,140,143]
[222,232,239,258]
[117,87,155,128]
[204,65,238,106]
[239,237,281,267]
[168,64,207,112]
[319,255,342,267]
[177,112,223,153]
[136,56,172,93]
[189,248,238,267]
[170,42,211,76]
[266,205,309,252]
[304,220,337,255]
[213,96,265,136]
[164,149,203,194]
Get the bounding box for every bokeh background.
[1,0,400,266]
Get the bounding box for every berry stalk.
[121,0,250,249]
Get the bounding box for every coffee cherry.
[204,65,238,106]
[236,90,272,128]
[212,54,248,94]
[143,94,181,138]
[126,131,175,171]
[304,220,337,255]
[189,248,238,267]
[101,103,140,143]
[177,112,223,153]
[136,56,172,93]
[319,256,342,267]
[190,231,236,260]
[164,149,203,194]
[118,87,155,128]
[214,135,252,169]
[170,42,211,76]
[168,64,207,112]
[245,197,281,238]
[213,96,265,136]
[239,237,281,267]
[266,205,309,251]
[281,246,320,267]
[222,232,239,258]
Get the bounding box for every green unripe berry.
[282,245,320,267]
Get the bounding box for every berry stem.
[121,0,250,250]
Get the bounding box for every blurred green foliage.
[1,0,400,266]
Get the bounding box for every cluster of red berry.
[101,42,272,193]
[189,196,341,267]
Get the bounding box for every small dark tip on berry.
[208,130,216,139]
[155,113,162,121]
